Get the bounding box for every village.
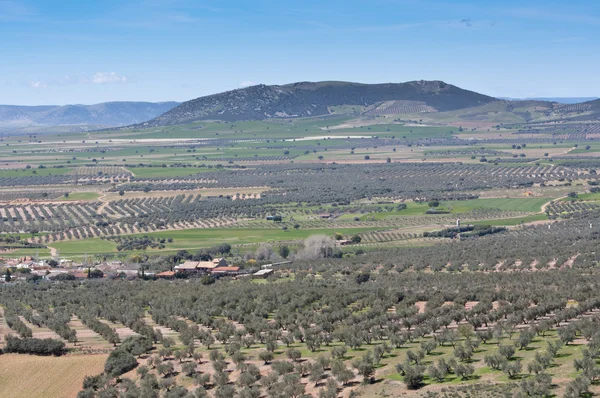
[0,255,277,283]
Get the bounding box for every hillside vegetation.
[142,80,495,125]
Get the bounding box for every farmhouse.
[173,258,229,275]
[196,261,218,271]
[211,266,241,277]
[174,261,200,274]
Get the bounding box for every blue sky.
[1,0,599,105]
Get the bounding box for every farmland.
[2,93,600,398]
[0,353,107,398]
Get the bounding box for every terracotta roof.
[197,261,218,269]
[156,271,175,277]
[176,261,200,270]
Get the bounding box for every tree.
[182,362,196,377]
[318,379,338,398]
[402,363,425,389]
[520,373,552,397]
[454,363,475,380]
[427,363,446,382]
[119,336,153,356]
[279,245,290,259]
[104,350,138,377]
[353,353,375,384]
[428,200,440,208]
[215,385,236,398]
[484,353,504,370]
[259,350,274,364]
[286,348,301,362]
[309,362,325,386]
[5,268,11,282]
[331,346,347,360]
[157,361,174,378]
[454,343,473,362]
[350,234,362,244]
[516,329,534,350]
[119,190,125,196]
[502,359,522,379]
[296,235,335,260]
[499,344,515,360]
[565,376,591,398]
[136,365,150,379]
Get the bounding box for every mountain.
[143,80,496,125]
[0,101,180,130]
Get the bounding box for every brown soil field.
[0,353,107,398]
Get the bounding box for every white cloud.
[28,72,129,89]
[91,72,128,84]
[239,81,257,88]
[29,80,47,89]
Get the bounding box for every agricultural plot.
[363,100,438,116]
[67,166,132,178]
[0,354,108,398]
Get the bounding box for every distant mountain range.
[141,80,495,126]
[3,82,598,133]
[500,97,599,104]
[0,101,179,132]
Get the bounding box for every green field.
[50,227,382,256]
[441,197,550,213]
[58,192,101,201]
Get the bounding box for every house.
[211,266,241,277]
[156,271,175,279]
[70,271,88,280]
[252,268,274,279]
[174,261,200,274]
[197,261,218,272]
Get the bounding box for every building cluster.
[1,256,278,282]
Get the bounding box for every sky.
[1,0,599,105]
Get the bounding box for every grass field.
[441,197,550,213]
[57,192,101,201]
[0,167,71,177]
[0,354,107,398]
[50,227,383,256]
[469,213,549,226]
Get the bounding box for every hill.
[142,80,496,125]
[0,101,180,131]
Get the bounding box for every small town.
[0,255,277,282]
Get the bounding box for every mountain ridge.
[141,80,496,125]
[0,101,180,128]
